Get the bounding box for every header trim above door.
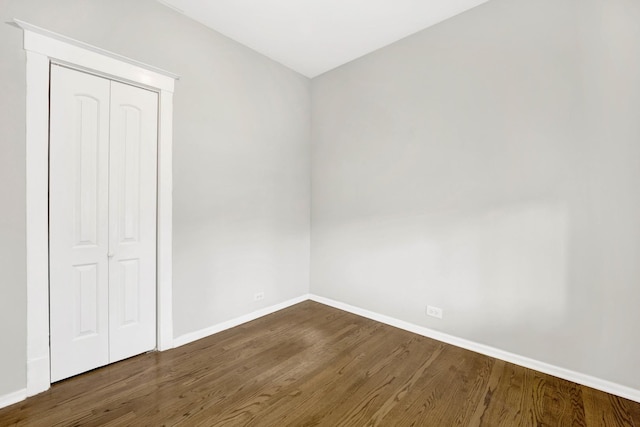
[13,19,180,82]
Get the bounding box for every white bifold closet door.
[49,64,158,382]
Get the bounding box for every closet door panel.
[108,80,158,363]
[49,65,111,382]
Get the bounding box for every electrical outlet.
[426,305,443,319]
[254,292,265,301]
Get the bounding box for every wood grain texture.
[1,301,639,426]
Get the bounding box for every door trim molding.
[15,19,178,397]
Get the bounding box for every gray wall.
[0,0,310,396]
[311,0,640,389]
[0,1,27,397]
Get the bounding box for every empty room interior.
[1,0,640,425]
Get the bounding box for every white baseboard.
[26,355,50,397]
[309,294,640,404]
[0,388,27,410]
[12,293,638,409]
[173,294,311,348]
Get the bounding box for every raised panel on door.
[49,65,111,382]
[108,80,158,363]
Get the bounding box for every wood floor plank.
[629,396,640,427]
[535,373,586,427]
[373,344,492,426]
[241,322,393,426]
[322,337,446,426]
[364,341,448,426]
[582,385,638,427]
[245,324,416,426]
[184,319,381,425]
[1,301,639,426]
[157,306,361,426]
[475,361,539,426]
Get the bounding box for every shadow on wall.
[313,201,570,342]
[430,203,569,329]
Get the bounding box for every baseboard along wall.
[171,292,640,404]
[172,295,310,347]
[307,294,640,404]
[0,389,27,410]
[4,292,638,410]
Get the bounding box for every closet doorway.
[49,65,159,381]
[18,19,176,395]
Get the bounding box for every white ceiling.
[158,0,489,78]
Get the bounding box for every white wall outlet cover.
[426,305,443,319]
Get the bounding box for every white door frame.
[15,19,178,396]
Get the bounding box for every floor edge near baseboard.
[0,388,27,410]
[172,294,311,348]
[308,294,640,404]
[7,294,639,409]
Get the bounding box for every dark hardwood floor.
[2,301,639,426]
